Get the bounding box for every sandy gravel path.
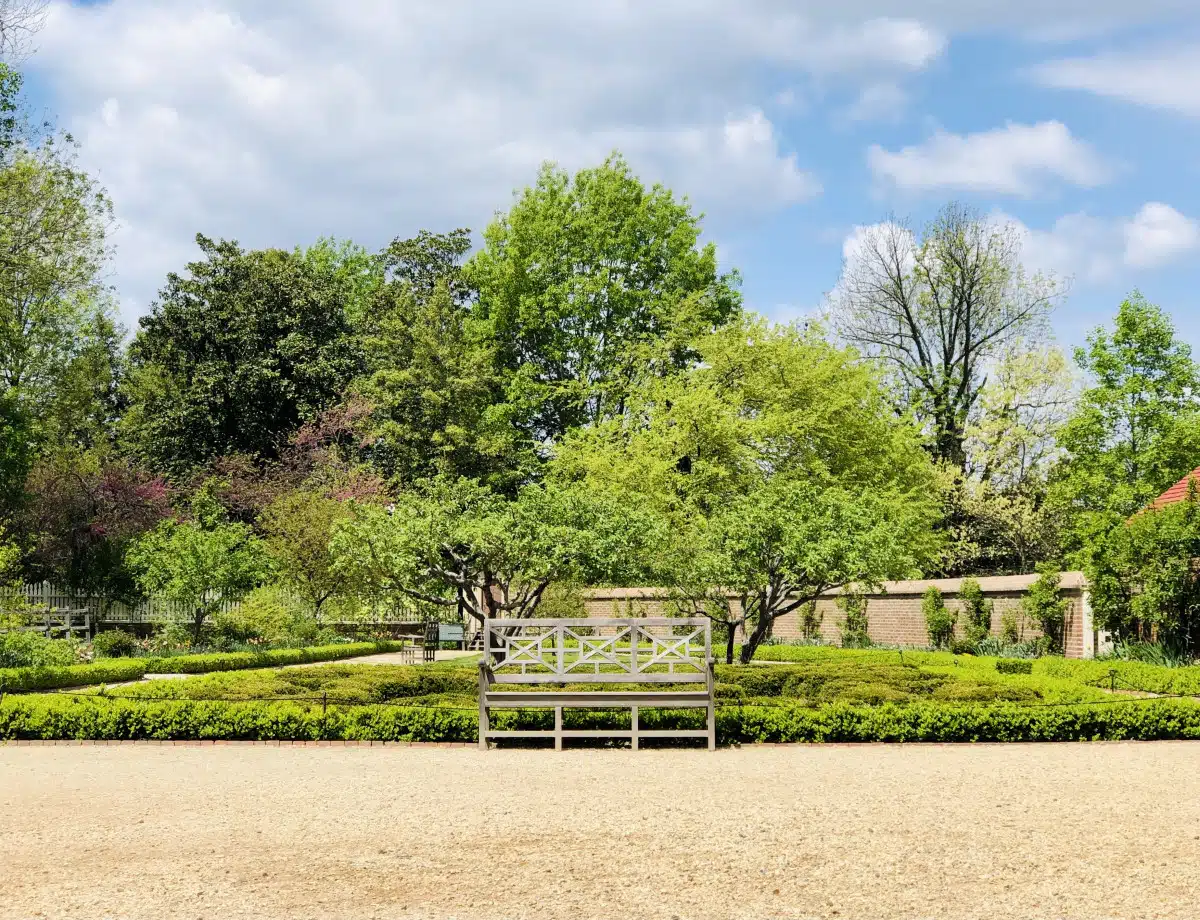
[2,742,1199,920]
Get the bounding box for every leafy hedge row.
[0,642,409,692]
[5,693,1200,743]
[139,642,409,675]
[1037,658,1200,696]
[0,660,149,693]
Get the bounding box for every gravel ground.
[2,743,1199,920]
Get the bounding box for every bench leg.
[631,706,639,751]
[478,702,489,751]
[707,700,716,751]
[554,706,563,752]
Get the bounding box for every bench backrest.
[483,617,712,684]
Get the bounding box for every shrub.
[837,593,870,648]
[975,637,1041,659]
[996,659,1033,675]
[799,602,823,641]
[960,578,992,644]
[923,586,956,649]
[1103,640,1194,668]
[92,630,140,659]
[212,586,325,647]
[1023,568,1067,655]
[1000,609,1021,643]
[141,640,407,674]
[535,582,589,618]
[0,631,81,669]
[6,693,1200,744]
[0,659,148,692]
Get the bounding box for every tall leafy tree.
[0,68,117,513]
[121,235,364,478]
[554,314,940,662]
[1050,293,1200,556]
[832,202,1065,471]
[466,153,742,445]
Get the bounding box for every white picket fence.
[1,582,239,625]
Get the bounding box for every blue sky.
[18,1,1200,355]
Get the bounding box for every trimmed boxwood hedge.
[140,641,409,675]
[0,641,409,692]
[4,693,1200,744]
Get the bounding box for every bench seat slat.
[484,691,710,708]
[489,672,706,684]
[485,729,712,739]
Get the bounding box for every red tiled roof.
[1150,466,1200,509]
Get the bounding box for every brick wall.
[581,573,1094,658]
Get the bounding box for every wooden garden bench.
[477,617,716,751]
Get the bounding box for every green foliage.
[1051,293,1200,556]
[959,578,993,644]
[258,490,353,617]
[534,582,589,618]
[1103,641,1194,668]
[1085,485,1200,646]
[996,659,1033,675]
[121,235,366,477]
[1000,609,1021,644]
[139,641,407,675]
[126,488,270,642]
[837,593,871,648]
[354,269,523,490]
[211,585,325,647]
[0,124,117,510]
[331,476,665,622]
[1022,568,1067,654]
[0,658,147,692]
[466,153,742,444]
[799,602,823,641]
[0,630,80,668]
[91,630,139,659]
[922,586,956,649]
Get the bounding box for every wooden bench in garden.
[477,617,716,751]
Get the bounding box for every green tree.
[1021,567,1067,654]
[1086,481,1200,648]
[0,124,117,510]
[330,476,664,625]
[959,577,993,644]
[127,488,270,644]
[833,202,1065,472]
[1050,293,1200,556]
[121,235,365,478]
[555,314,940,663]
[258,489,354,619]
[922,586,956,649]
[466,153,742,444]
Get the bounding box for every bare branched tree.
[831,202,1066,472]
[0,0,48,62]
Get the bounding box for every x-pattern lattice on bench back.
[483,618,710,683]
[478,617,716,750]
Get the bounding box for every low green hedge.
[139,641,408,675]
[0,641,409,692]
[996,659,1033,675]
[0,660,148,693]
[5,693,1200,743]
[1036,658,1200,696]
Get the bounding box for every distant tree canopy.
[121,235,366,478]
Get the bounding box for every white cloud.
[843,83,909,123]
[1124,202,1200,268]
[867,121,1111,195]
[34,3,959,322]
[1034,46,1200,116]
[997,203,1200,283]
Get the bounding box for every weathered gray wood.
[478,617,716,750]
[484,690,711,708]
[490,672,706,685]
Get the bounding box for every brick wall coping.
[582,572,1086,601]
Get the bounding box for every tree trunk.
[739,596,774,664]
[724,621,737,665]
[191,608,206,647]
